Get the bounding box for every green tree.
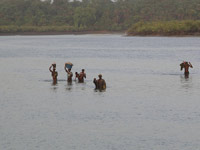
[73,7,96,28]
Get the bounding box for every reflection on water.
[184,74,189,79]
[180,74,193,90]
[94,89,106,92]
[51,82,58,91]
[52,81,57,85]
[65,82,73,91]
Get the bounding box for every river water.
[0,34,200,150]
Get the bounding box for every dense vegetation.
[127,20,200,36]
[0,0,200,35]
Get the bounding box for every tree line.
[0,0,200,34]
[127,20,200,36]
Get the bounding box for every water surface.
[0,35,200,150]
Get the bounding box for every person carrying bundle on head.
[64,62,73,83]
[49,63,58,84]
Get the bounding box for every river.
[0,34,200,150]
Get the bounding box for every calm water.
[0,34,200,150]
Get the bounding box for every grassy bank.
[0,25,88,33]
[0,25,125,35]
[127,20,200,36]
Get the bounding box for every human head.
[98,74,102,79]
[82,69,85,72]
[68,68,71,72]
[52,63,56,68]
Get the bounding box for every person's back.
[78,69,86,83]
[93,74,106,91]
[97,78,106,90]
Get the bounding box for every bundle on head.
[65,62,73,69]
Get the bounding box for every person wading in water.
[74,72,79,81]
[64,67,73,83]
[180,61,193,77]
[64,62,73,83]
[78,69,86,83]
[93,74,106,91]
[49,63,58,84]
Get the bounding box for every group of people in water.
[49,62,106,91]
[49,61,192,91]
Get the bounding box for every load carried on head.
[52,63,56,68]
[65,62,73,69]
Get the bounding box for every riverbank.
[0,30,126,36]
[1,30,200,37]
[2,31,200,37]
[0,25,125,36]
[126,32,200,37]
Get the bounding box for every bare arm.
[64,65,69,74]
[103,80,106,89]
[93,78,97,84]
[93,78,98,89]
[180,62,184,70]
[189,62,193,68]
[49,65,53,72]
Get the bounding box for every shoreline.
[1,30,200,37]
[126,33,200,37]
[1,31,200,37]
[0,30,126,36]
